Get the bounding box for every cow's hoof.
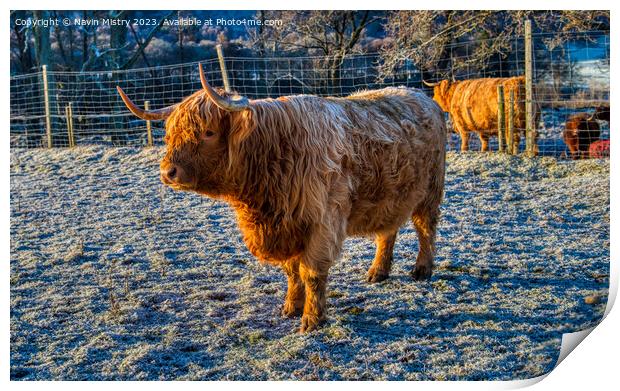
[299,314,325,333]
[281,301,303,318]
[412,265,432,281]
[366,268,389,283]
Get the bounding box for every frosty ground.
[10,146,609,380]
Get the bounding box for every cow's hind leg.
[411,205,439,281]
[479,133,490,152]
[281,258,305,318]
[511,133,521,155]
[367,231,397,283]
[459,131,470,152]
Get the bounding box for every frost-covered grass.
[10,146,609,380]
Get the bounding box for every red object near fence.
[589,139,610,158]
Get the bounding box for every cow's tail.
[413,102,446,223]
[427,115,446,214]
[410,108,445,278]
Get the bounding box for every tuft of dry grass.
[64,239,85,263]
[148,252,170,277]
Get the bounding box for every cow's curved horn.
[116,86,175,121]
[422,80,441,87]
[199,63,249,112]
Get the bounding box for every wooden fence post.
[216,44,231,93]
[65,105,70,147]
[508,90,515,155]
[145,100,153,147]
[42,65,52,148]
[66,102,75,147]
[524,19,536,156]
[497,84,505,153]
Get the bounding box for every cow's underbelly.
[344,145,432,236]
[461,113,496,135]
[346,178,427,236]
[346,201,413,236]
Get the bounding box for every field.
[10,146,609,380]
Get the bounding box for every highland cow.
[424,76,537,154]
[117,65,446,333]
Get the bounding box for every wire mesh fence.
[10,30,609,158]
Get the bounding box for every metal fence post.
[42,65,52,148]
[524,19,536,157]
[144,100,153,147]
[216,44,231,93]
[497,85,505,153]
[508,90,515,155]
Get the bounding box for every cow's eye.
[204,130,215,137]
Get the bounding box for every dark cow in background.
[563,103,609,159]
[589,104,610,158]
[563,113,601,159]
[592,104,610,123]
[424,76,538,154]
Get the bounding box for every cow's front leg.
[451,117,469,152]
[298,220,345,333]
[299,262,329,333]
[281,258,304,318]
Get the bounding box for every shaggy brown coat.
[430,76,536,154]
[123,85,446,333]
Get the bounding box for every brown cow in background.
[563,112,602,159]
[424,76,537,154]
[117,65,447,333]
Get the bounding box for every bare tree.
[379,10,609,80]
[32,10,51,67]
[248,11,382,90]
[119,11,175,70]
[10,11,35,73]
[109,10,129,69]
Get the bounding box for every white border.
[4,1,617,389]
